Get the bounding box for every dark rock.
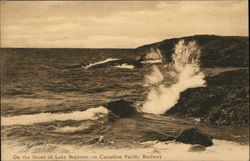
[176,128,213,147]
[158,136,176,142]
[188,144,206,152]
[166,69,249,126]
[105,99,137,118]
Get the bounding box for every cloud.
[1,1,248,48]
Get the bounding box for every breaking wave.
[83,58,119,69]
[2,106,108,126]
[139,48,163,64]
[54,121,97,133]
[141,40,206,114]
[144,65,164,87]
[141,59,162,64]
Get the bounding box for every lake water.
[1,49,248,161]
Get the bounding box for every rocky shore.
[165,69,249,126]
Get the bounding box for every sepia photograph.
[0,1,249,161]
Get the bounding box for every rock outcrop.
[166,69,249,126]
[105,99,138,118]
[176,128,213,147]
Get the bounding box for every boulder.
[188,144,206,152]
[106,99,137,118]
[176,128,213,147]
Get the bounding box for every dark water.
[1,49,248,151]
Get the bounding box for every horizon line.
[1,34,248,49]
[0,47,136,49]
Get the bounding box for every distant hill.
[136,35,249,67]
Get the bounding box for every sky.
[0,1,248,48]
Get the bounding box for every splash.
[141,40,206,114]
[83,58,119,69]
[140,48,163,64]
[144,65,164,87]
[2,106,108,126]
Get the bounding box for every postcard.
[1,1,249,161]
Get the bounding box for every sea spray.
[141,40,206,114]
[144,65,164,87]
[140,48,163,64]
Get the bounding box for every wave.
[54,121,97,133]
[141,59,163,64]
[115,63,135,69]
[2,106,108,126]
[144,65,164,87]
[141,40,206,114]
[139,48,163,63]
[83,58,120,69]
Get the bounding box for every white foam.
[83,58,119,69]
[139,48,163,64]
[54,126,84,133]
[1,106,108,126]
[142,40,206,114]
[194,118,201,122]
[141,59,163,64]
[144,65,164,87]
[115,63,134,69]
[54,121,97,133]
[142,48,163,59]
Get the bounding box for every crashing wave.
[139,48,163,64]
[141,40,206,114]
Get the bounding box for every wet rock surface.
[166,69,249,126]
[105,99,138,118]
[176,128,213,147]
